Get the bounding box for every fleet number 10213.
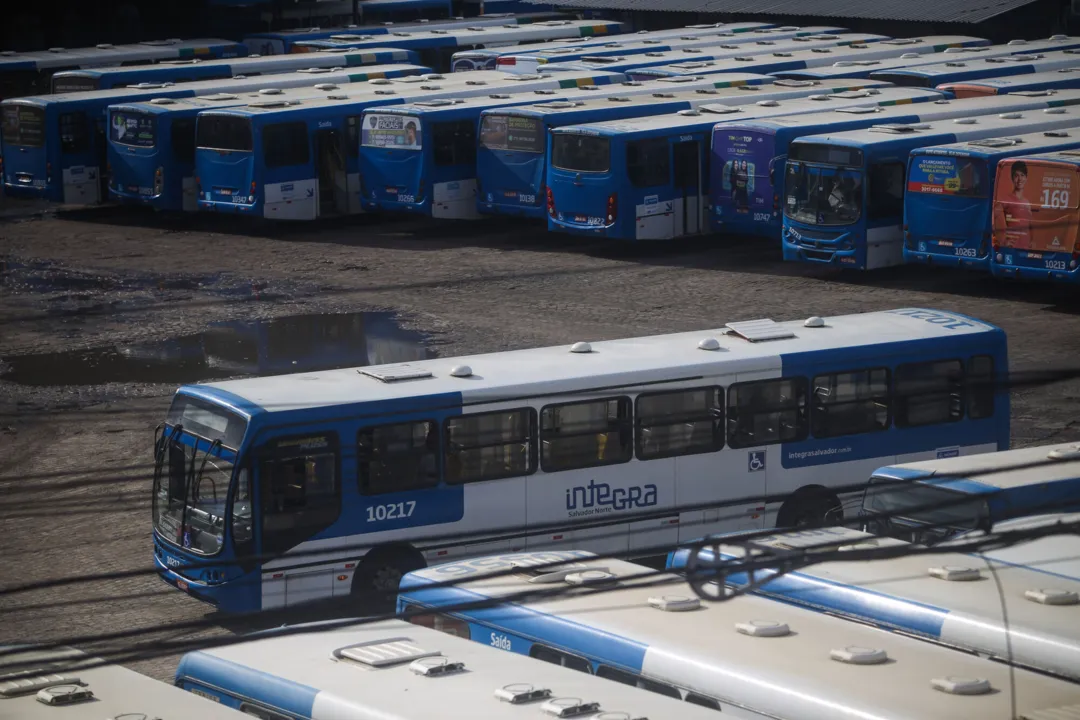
[366,501,417,522]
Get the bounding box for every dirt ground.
[3,202,1080,681]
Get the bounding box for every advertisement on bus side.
[713,130,772,222]
[907,154,987,197]
[993,159,1079,253]
[362,114,421,149]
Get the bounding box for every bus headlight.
[996,253,1004,262]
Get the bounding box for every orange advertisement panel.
[993,159,1080,253]
[937,83,998,99]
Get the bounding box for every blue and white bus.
[940,68,1080,98]
[50,48,421,93]
[872,48,1080,88]
[711,90,1080,242]
[397,552,1080,720]
[2,645,245,719]
[0,38,245,101]
[780,36,1080,81]
[1,67,431,204]
[666,522,1080,681]
[241,13,570,55]
[476,77,890,220]
[293,20,625,72]
[781,104,1080,269]
[360,74,781,219]
[494,26,852,74]
[105,67,429,212]
[194,69,624,220]
[545,86,946,242]
[903,129,1080,270]
[174,619,721,719]
[151,307,1008,612]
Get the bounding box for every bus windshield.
[860,476,989,545]
[479,114,544,153]
[154,394,249,556]
[110,110,158,148]
[908,154,989,199]
[196,115,253,152]
[784,159,862,226]
[552,134,610,173]
[1,104,46,148]
[362,113,421,149]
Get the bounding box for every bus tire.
[351,545,426,604]
[776,488,843,529]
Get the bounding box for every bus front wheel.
[351,545,426,608]
[776,488,843,529]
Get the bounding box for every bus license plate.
[503,190,517,198]
[574,214,603,226]
[1047,259,1068,271]
[1027,251,1043,259]
[217,188,233,196]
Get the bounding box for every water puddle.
[0,312,434,386]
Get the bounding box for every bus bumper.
[3,181,55,201]
[199,198,258,214]
[782,232,863,268]
[477,199,545,220]
[903,243,990,271]
[547,213,615,238]
[990,257,1080,283]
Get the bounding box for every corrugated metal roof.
[526,0,1042,24]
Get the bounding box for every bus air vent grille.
[648,595,701,612]
[564,570,616,586]
[35,684,94,706]
[0,672,81,698]
[360,364,433,382]
[931,676,991,695]
[735,620,790,637]
[1048,444,1080,460]
[928,565,981,581]
[1024,588,1079,605]
[336,638,441,667]
[409,657,465,676]
[540,698,601,718]
[724,319,795,342]
[496,684,554,704]
[900,53,921,59]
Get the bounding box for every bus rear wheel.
[351,545,426,611]
[776,489,842,529]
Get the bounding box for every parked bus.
[618,36,992,81]
[940,68,1080,98]
[666,522,1080,681]
[780,36,1080,81]
[0,67,429,204]
[861,442,1080,544]
[476,78,893,220]
[494,26,852,74]
[458,21,789,71]
[712,90,1080,242]
[106,65,429,212]
[50,48,421,93]
[194,69,624,220]
[174,619,721,719]
[292,20,625,72]
[903,129,1080,270]
[872,49,1080,87]
[0,38,245,101]
[545,86,947,242]
[241,13,571,55]
[781,106,1080,269]
[397,552,1080,720]
[359,74,779,220]
[151,307,1008,612]
[1,645,245,719]
[991,149,1080,282]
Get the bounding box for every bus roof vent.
[608,96,632,102]
[999,112,1023,119]
[326,95,348,101]
[249,101,291,108]
[1010,89,1055,96]
[430,29,448,34]
[0,672,81,697]
[419,85,442,91]
[701,105,741,116]
[467,26,486,31]
[297,67,334,74]
[678,109,701,116]
[336,639,441,668]
[35,684,94,706]
[1060,68,1080,73]
[148,98,176,105]
[465,80,488,85]
[733,56,754,62]
[314,83,338,91]
[756,100,780,106]
[1044,107,1068,114]
[831,647,889,665]
[931,677,992,696]
[369,78,392,85]
[945,62,967,67]
[488,94,511,99]
[735,620,790,637]
[735,85,760,91]
[205,93,238,101]
[373,90,396,95]
[804,316,826,328]
[1008,38,1029,44]
[772,52,793,58]
[564,569,616,586]
[953,117,977,124]
[1048,444,1080,460]
[1044,131,1072,138]
[258,88,283,95]
[698,337,722,351]
[724,318,795,342]
[48,47,66,53]
[652,92,675,98]
[513,559,594,583]
[539,100,579,109]
[96,43,116,49]
[1051,33,1070,40]
[775,79,815,87]
[929,565,981,581]
[421,73,445,80]
[833,61,855,67]
[509,74,543,80]
[540,698,602,718]
[648,595,701,612]
[496,684,554,705]
[719,44,740,49]
[696,89,719,94]
[837,105,882,114]
[869,122,923,133]
[414,98,458,106]
[810,48,834,53]
[1025,588,1080,605]
[360,364,434,382]
[410,656,465,677]
[570,341,592,354]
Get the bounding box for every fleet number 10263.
[366,501,417,522]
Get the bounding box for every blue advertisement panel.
[712,129,775,224]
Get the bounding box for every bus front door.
[315,128,348,217]
[673,140,702,237]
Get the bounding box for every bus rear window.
[552,134,610,173]
[909,155,987,198]
[362,113,421,149]
[479,114,543,153]
[110,111,157,148]
[52,76,98,93]
[1,104,45,148]
[196,114,253,152]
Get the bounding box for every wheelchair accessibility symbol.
[748,451,765,472]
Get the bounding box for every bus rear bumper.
[990,263,1080,283]
[3,182,54,201]
[199,199,258,214]
[548,214,614,238]
[477,200,545,220]
[903,247,990,271]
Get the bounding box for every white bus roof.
[879,48,1080,82]
[402,552,1080,720]
[941,67,1080,89]
[192,308,999,415]
[872,441,1080,491]
[295,20,625,50]
[0,646,244,719]
[911,126,1080,156]
[176,619,720,719]
[0,38,241,71]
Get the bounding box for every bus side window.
[636,387,724,460]
[262,121,310,169]
[433,120,476,167]
[259,433,340,555]
[686,692,722,710]
[59,111,89,155]
[727,377,808,448]
[895,359,964,427]
[530,643,591,673]
[967,355,995,419]
[596,665,638,685]
[540,397,633,472]
[357,420,439,495]
[444,408,536,484]
[867,161,905,220]
[239,702,296,720]
[638,677,681,699]
[810,368,890,439]
[626,138,670,188]
[597,666,680,699]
